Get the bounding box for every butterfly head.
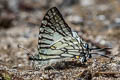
[83,43,92,59]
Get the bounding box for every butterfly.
[28,7,96,66]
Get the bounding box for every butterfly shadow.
[44,60,89,70]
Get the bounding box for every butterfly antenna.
[90,47,112,51]
[85,43,112,59]
[90,47,113,60]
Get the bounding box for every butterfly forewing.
[38,7,72,50]
[38,7,74,55]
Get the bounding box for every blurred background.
[0,0,120,79]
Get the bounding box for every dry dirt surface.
[0,0,120,80]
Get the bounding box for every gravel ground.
[0,0,120,80]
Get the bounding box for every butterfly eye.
[85,43,89,49]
